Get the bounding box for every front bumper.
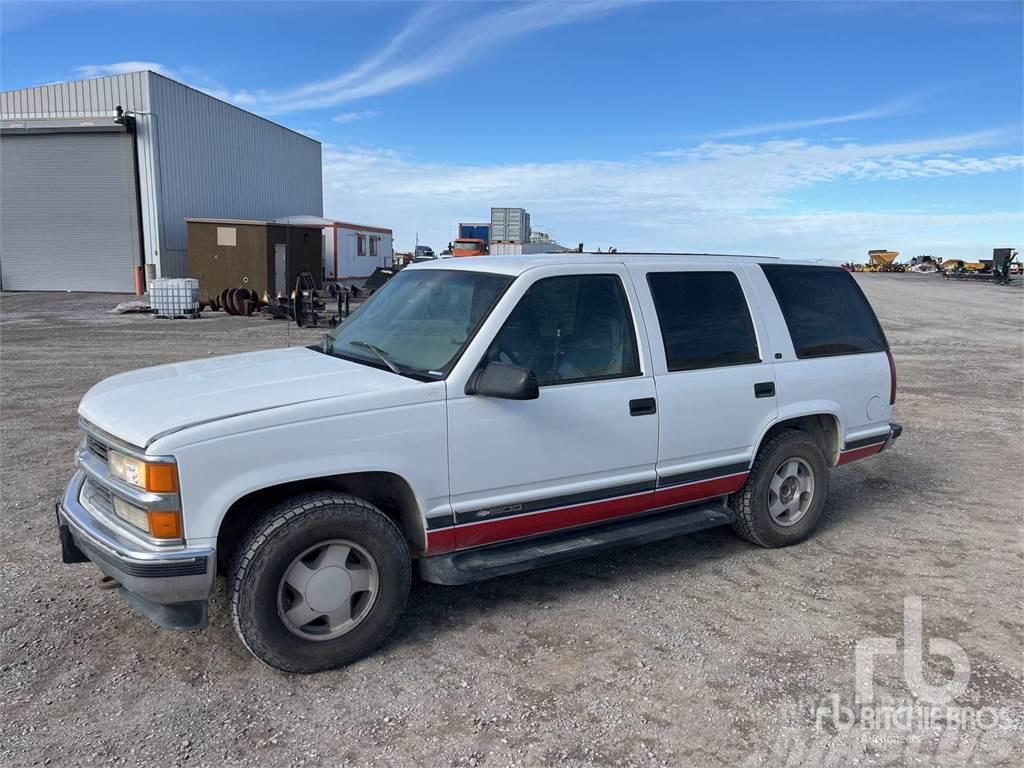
[57,471,215,629]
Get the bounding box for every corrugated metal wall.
[148,73,323,277]
[0,73,150,118]
[1,71,323,280]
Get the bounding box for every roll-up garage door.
[0,131,140,292]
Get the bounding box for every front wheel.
[228,492,411,673]
[730,429,829,548]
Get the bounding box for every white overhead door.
[0,131,140,292]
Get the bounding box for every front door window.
[483,274,641,385]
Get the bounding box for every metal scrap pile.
[207,287,262,316]
[199,273,365,327]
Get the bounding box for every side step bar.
[418,502,734,585]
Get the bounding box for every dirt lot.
[1,274,1021,767]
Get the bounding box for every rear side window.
[760,265,888,358]
[647,271,760,371]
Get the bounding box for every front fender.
[164,398,451,545]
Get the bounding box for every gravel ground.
[1,274,1021,767]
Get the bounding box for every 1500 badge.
[473,503,523,520]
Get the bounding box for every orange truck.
[452,238,487,257]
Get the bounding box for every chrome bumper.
[57,471,215,629]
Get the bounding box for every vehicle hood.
[79,346,415,449]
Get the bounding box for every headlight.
[108,451,179,493]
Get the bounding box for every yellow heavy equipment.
[941,259,985,271]
[865,250,901,272]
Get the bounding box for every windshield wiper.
[348,340,404,375]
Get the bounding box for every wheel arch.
[752,411,842,466]
[215,471,426,571]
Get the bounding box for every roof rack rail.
[578,251,780,259]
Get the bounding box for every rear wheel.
[228,492,411,673]
[730,429,829,548]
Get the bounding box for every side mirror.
[465,362,539,400]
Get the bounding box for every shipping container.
[490,207,531,243]
[458,222,490,242]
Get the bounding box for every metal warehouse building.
[0,71,322,292]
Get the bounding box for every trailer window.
[760,265,888,358]
[647,271,760,371]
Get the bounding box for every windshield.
[454,240,483,253]
[326,269,512,377]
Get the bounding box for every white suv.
[57,254,901,672]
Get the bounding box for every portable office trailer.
[274,216,393,284]
[186,219,322,298]
[0,71,322,292]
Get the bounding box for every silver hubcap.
[768,458,815,527]
[277,540,379,641]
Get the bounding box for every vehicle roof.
[405,252,829,277]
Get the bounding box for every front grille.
[86,436,109,463]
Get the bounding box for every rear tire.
[730,429,829,548]
[228,492,411,673]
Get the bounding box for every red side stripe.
[454,490,653,549]
[432,472,751,552]
[836,443,884,465]
[426,528,456,555]
[649,472,748,509]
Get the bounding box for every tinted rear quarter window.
[760,265,888,358]
[647,271,760,371]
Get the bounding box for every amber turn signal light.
[147,510,183,539]
[145,463,179,493]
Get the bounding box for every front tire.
[228,492,411,673]
[730,429,829,548]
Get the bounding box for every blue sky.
[2,0,1022,259]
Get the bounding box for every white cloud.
[704,93,929,139]
[332,110,379,124]
[76,61,174,79]
[75,2,635,116]
[251,1,633,114]
[320,131,1024,260]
